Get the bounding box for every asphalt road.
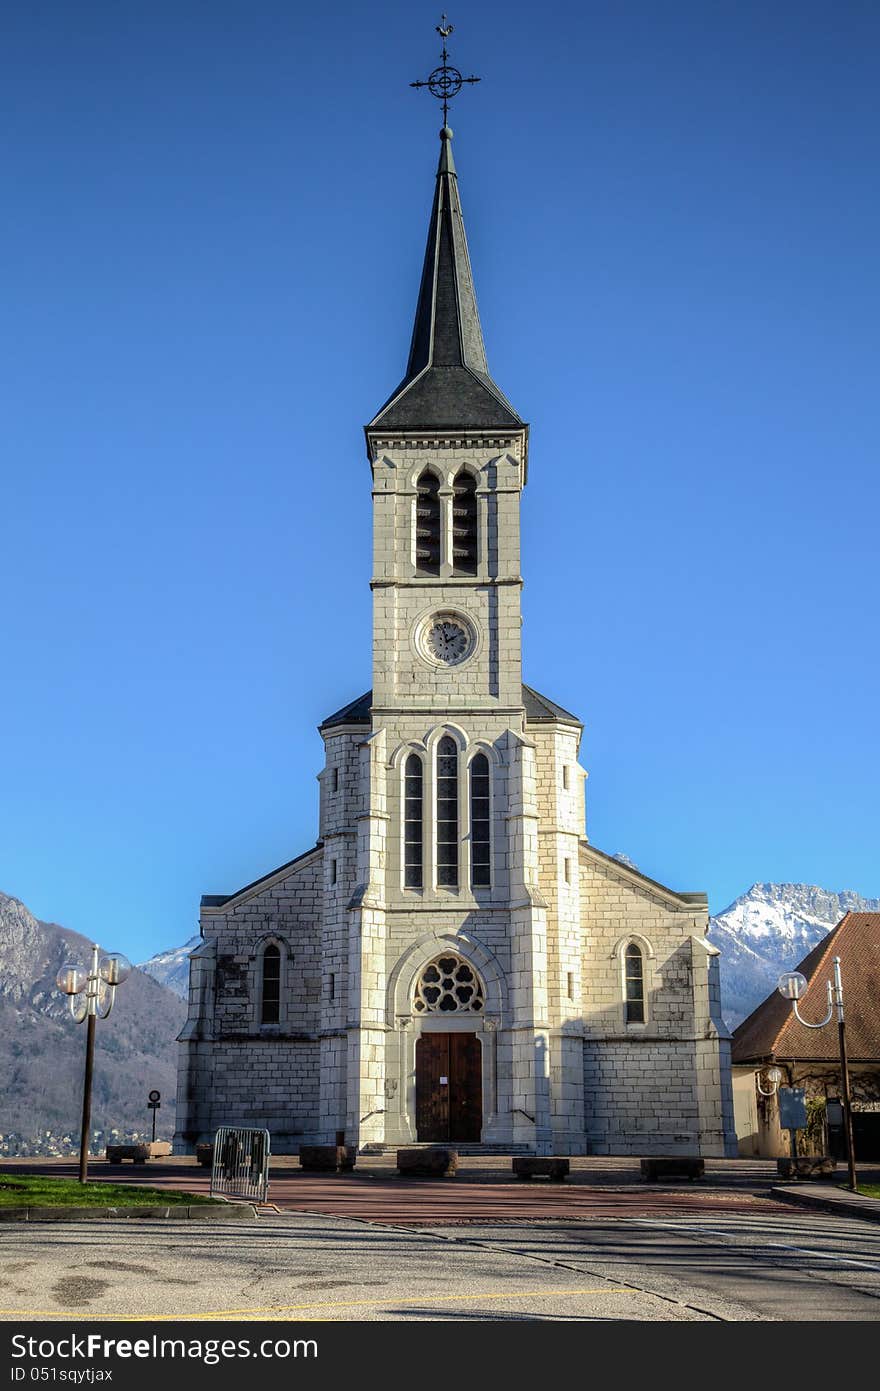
[2,1206,879,1322]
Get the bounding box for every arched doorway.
[412,954,485,1143]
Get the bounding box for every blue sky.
[2,1,878,961]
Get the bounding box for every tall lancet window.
[404,753,424,889]
[470,753,491,887]
[452,469,478,575]
[625,943,645,1024]
[436,736,459,887]
[415,470,441,575]
[261,944,281,1024]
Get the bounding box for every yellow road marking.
[0,1287,630,1320]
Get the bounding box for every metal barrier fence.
[210,1126,270,1203]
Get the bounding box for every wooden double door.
[415,1032,482,1143]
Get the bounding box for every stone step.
[358,1142,535,1156]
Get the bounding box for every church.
[174,119,737,1158]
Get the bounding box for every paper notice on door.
[439,1076,448,1085]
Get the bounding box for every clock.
[427,619,469,664]
[415,610,477,667]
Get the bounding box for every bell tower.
[366,126,529,717]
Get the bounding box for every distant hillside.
[0,892,186,1149]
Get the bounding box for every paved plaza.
[3,1158,880,1321]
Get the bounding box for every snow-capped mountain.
[708,883,880,1029]
[137,934,200,999]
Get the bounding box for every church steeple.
[370,127,523,431]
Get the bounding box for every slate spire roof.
[369,127,524,432]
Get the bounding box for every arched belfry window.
[414,954,484,1014]
[404,753,424,889]
[436,736,459,887]
[452,469,478,575]
[625,943,645,1024]
[415,470,441,575]
[470,753,491,887]
[261,944,281,1024]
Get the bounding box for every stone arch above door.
[386,932,508,1027]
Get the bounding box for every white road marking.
[630,1218,880,1274]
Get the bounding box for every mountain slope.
[0,892,186,1153]
[708,883,880,1029]
[137,934,199,999]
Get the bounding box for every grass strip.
[0,1174,218,1208]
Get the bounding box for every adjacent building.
[732,912,880,1159]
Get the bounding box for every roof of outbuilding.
[368,129,523,433]
[731,913,880,1063]
[319,683,582,731]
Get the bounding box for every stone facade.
[174,129,736,1159]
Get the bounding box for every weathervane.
[410,15,481,127]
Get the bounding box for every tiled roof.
[731,913,880,1063]
[320,684,582,731]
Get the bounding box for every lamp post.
[56,944,131,1183]
[777,956,857,1192]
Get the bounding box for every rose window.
[413,954,484,1014]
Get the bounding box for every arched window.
[404,753,424,889]
[436,735,459,887]
[261,944,281,1024]
[452,469,478,574]
[625,943,645,1024]
[414,954,484,1013]
[470,753,491,887]
[415,470,441,575]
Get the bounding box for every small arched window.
[452,469,478,574]
[436,736,459,888]
[404,753,424,889]
[415,470,441,575]
[261,944,281,1024]
[625,943,645,1024]
[470,753,491,887]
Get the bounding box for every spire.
[369,127,523,432]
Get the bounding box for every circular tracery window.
[413,954,485,1014]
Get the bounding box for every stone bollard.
[397,1147,458,1177]
[298,1145,357,1172]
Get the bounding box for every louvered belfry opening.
[404,753,424,889]
[415,469,441,574]
[452,469,478,574]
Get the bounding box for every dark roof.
[732,913,880,1064]
[320,684,582,731]
[319,691,373,729]
[201,845,321,910]
[521,683,582,727]
[369,129,523,433]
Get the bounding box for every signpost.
[147,1089,161,1145]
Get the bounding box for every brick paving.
[2,1155,805,1224]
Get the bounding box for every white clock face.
[427,620,469,664]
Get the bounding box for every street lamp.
[55,944,131,1183]
[776,956,857,1192]
[755,1065,784,1097]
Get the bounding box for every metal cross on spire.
[410,15,481,127]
